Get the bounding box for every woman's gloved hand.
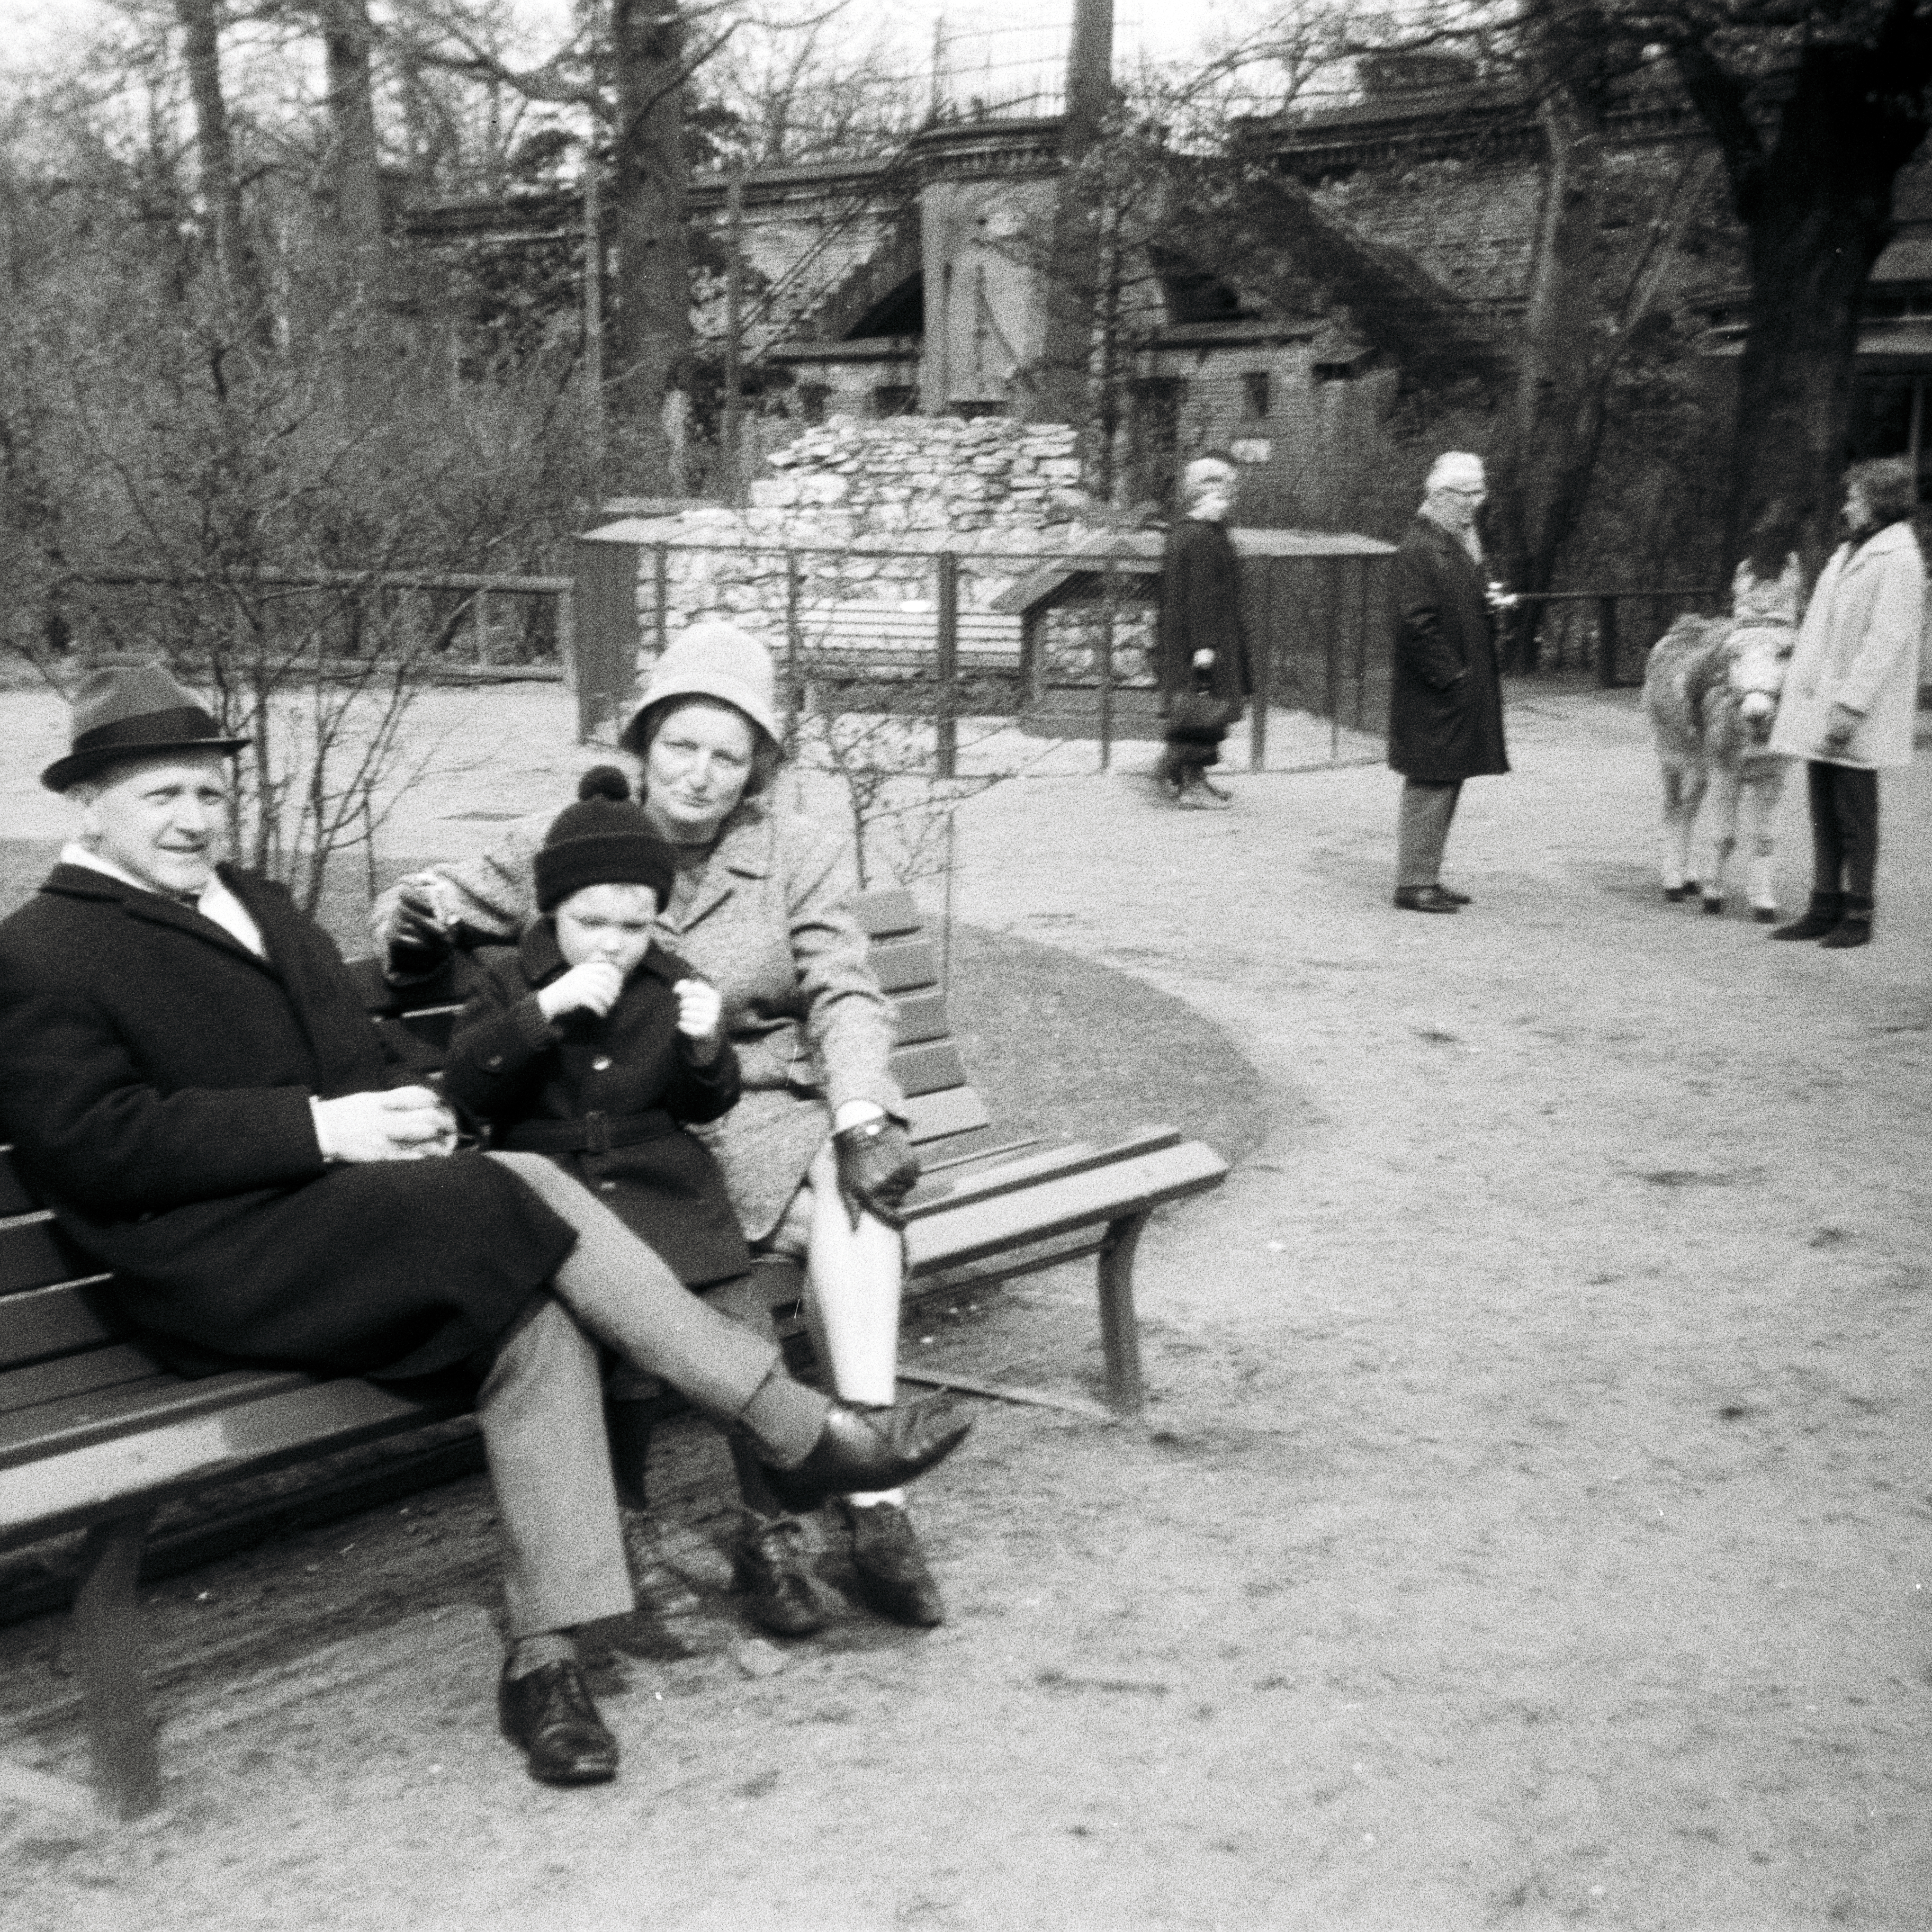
[831,1117,921,1231]
[385,885,454,979]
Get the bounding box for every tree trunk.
[321,0,385,318]
[176,0,272,348]
[607,0,690,480]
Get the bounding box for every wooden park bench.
[0,888,1227,1817]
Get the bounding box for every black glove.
[831,1117,920,1232]
[385,886,454,980]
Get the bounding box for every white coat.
[1768,522,1926,770]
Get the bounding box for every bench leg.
[1096,1211,1150,1417]
[73,1510,161,1819]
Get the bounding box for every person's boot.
[1819,893,1873,948]
[1770,891,1843,940]
[498,1656,619,1786]
[840,1497,946,1628]
[761,1395,972,1512]
[733,1513,827,1638]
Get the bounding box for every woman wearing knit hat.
[378,623,956,1636]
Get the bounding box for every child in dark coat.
[442,768,750,1295]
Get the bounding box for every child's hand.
[674,978,724,1062]
[1191,648,1216,669]
[538,960,625,1021]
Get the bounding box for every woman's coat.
[0,865,575,1381]
[1768,522,1926,770]
[442,923,751,1288]
[1386,516,1510,783]
[379,796,905,1242]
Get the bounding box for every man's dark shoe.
[498,1659,619,1786]
[1771,893,1843,940]
[764,1397,972,1513]
[1436,885,1472,906]
[840,1498,946,1628]
[1819,894,1874,949]
[735,1514,827,1638]
[1394,885,1460,914]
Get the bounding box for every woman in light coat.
[1767,457,1927,947]
[375,625,952,1637]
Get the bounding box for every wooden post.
[1098,552,1117,772]
[73,1509,160,1818]
[935,550,959,779]
[724,171,745,506]
[1597,593,1620,688]
[1095,1210,1148,1416]
[784,550,803,752]
[1246,548,1271,773]
[652,544,669,659]
[556,582,577,697]
[1353,554,1370,733]
[472,589,490,667]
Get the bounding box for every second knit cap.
[534,767,677,913]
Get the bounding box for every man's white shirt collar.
[60,844,267,959]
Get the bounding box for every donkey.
[1641,611,1793,920]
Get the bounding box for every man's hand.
[674,978,724,1065]
[538,961,625,1022]
[383,886,454,977]
[831,1117,921,1232]
[1821,702,1862,752]
[314,1087,457,1163]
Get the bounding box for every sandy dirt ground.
[2,681,1931,1931]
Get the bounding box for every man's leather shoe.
[1393,885,1460,913]
[1436,885,1472,905]
[498,1659,619,1786]
[841,1498,946,1627]
[735,1514,827,1637]
[764,1397,972,1513]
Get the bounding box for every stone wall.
[639,417,1157,690]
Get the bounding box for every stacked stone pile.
[641,416,1155,689]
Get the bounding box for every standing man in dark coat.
[1386,451,1512,911]
[1156,452,1253,808]
[0,667,969,1788]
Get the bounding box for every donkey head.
[1726,625,1791,745]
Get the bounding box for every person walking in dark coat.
[1156,453,1253,808]
[0,667,971,1789]
[1387,451,1512,911]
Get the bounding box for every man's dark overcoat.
[441,924,751,1289]
[1156,517,1253,711]
[0,864,577,1381]
[1387,516,1511,782]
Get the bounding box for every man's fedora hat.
[41,664,250,794]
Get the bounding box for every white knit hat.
[623,621,783,751]
[1425,451,1487,493]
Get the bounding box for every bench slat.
[868,937,940,995]
[0,1281,121,1371]
[904,1086,992,1144]
[889,1039,969,1099]
[0,1377,464,1551]
[0,1366,317,1476]
[906,1143,1227,1275]
[906,1129,1184,1220]
[0,1151,37,1219]
[0,1216,96,1298]
[891,989,950,1047]
[851,889,921,940]
[0,1342,173,1422]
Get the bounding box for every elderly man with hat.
[0,664,970,1789]
[1385,451,1513,912]
[375,621,965,1641]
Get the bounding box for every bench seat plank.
[0,1377,463,1552]
[0,1152,37,1219]
[0,1367,317,1476]
[891,989,950,1047]
[851,889,921,940]
[0,1281,122,1372]
[907,1129,1184,1219]
[888,1039,969,1099]
[0,1342,173,1419]
[867,937,940,995]
[904,1088,992,1145]
[0,1216,97,1297]
[905,1143,1227,1277]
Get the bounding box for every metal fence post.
[935,550,959,779]
[1597,594,1620,689]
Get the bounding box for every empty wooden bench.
[0,887,1227,1817]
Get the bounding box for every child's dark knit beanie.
[534,767,677,913]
